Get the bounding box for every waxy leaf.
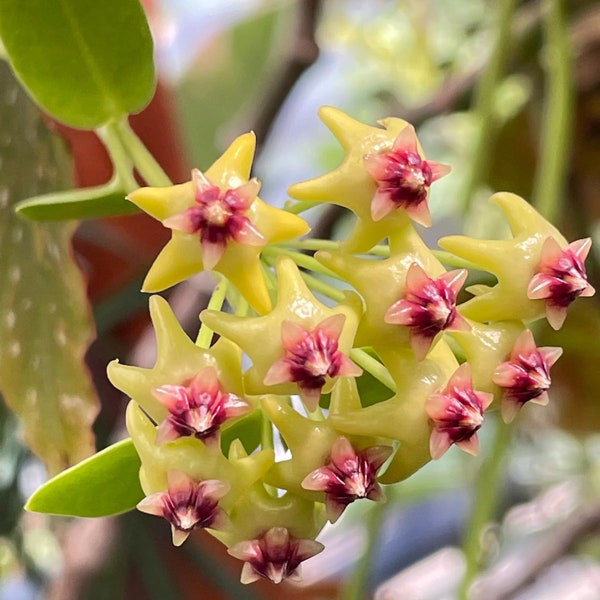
[0,64,99,474]
[0,0,155,128]
[26,438,143,517]
[16,182,139,221]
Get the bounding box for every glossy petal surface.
[264,315,362,410]
[201,256,363,403]
[153,366,250,447]
[289,107,445,252]
[302,436,392,522]
[108,295,248,441]
[137,470,230,546]
[316,221,446,354]
[385,263,468,360]
[439,193,568,324]
[527,237,595,330]
[228,527,324,584]
[365,124,450,225]
[128,133,309,313]
[492,329,563,422]
[426,363,493,459]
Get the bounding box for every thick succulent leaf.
[0,0,155,128]
[16,182,138,221]
[26,438,143,517]
[0,63,99,474]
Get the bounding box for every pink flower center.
[153,368,249,446]
[187,184,253,248]
[137,473,230,546]
[376,149,433,207]
[228,527,324,584]
[285,328,344,392]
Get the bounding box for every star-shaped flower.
[364,124,450,225]
[315,223,451,358]
[228,527,324,585]
[527,237,595,330]
[288,106,448,253]
[492,329,563,423]
[259,389,386,505]
[108,295,250,449]
[200,256,363,405]
[426,363,493,459]
[263,315,362,410]
[128,132,310,314]
[438,192,581,325]
[301,436,392,523]
[153,366,250,448]
[162,170,264,270]
[384,263,469,360]
[329,343,459,484]
[137,470,230,546]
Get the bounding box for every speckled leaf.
[0,64,98,474]
[25,438,143,517]
[0,0,155,128]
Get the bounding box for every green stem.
[431,250,485,271]
[350,349,397,393]
[196,277,228,348]
[279,239,391,257]
[531,0,572,223]
[458,418,515,599]
[459,0,518,212]
[277,238,341,252]
[339,502,386,600]
[114,117,172,187]
[263,245,340,279]
[97,124,138,191]
[299,271,347,303]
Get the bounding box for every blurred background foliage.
[1,0,600,598]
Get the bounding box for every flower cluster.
[108,107,594,585]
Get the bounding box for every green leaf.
[26,438,143,517]
[0,63,99,474]
[0,0,155,128]
[16,183,139,221]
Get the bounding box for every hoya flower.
[301,436,392,523]
[137,470,230,546]
[163,170,263,270]
[108,296,249,440]
[426,363,493,459]
[315,224,446,354]
[228,527,324,584]
[153,366,250,448]
[439,192,571,324]
[201,256,363,403]
[128,133,309,314]
[527,237,595,330]
[329,345,460,485]
[364,125,451,226]
[493,329,563,423]
[384,263,469,360]
[263,315,362,410]
[289,106,446,252]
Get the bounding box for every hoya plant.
[0,0,596,597]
